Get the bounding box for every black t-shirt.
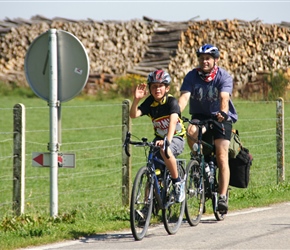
[138,94,186,139]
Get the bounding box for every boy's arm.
[129,97,142,118]
[167,113,179,143]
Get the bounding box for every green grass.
[1,93,290,250]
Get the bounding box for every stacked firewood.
[0,16,155,87]
[0,16,289,98]
[169,19,290,97]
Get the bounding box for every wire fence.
[0,100,289,217]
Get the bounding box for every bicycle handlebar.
[123,131,170,159]
[182,116,215,126]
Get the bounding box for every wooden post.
[276,97,285,183]
[13,103,26,215]
[122,99,131,206]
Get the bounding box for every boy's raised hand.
[134,83,148,99]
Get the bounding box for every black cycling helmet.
[147,70,171,85]
[196,44,220,59]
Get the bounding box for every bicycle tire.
[130,166,154,241]
[185,159,205,226]
[162,163,186,235]
[212,188,229,221]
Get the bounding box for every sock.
[219,194,227,199]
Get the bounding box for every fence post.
[276,97,285,183]
[13,103,26,215]
[122,99,131,206]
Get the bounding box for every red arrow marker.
[33,154,43,166]
[58,155,63,163]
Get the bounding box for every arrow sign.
[32,152,75,168]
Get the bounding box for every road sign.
[24,30,90,102]
[32,152,76,168]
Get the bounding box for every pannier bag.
[229,147,253,188]
[229,129,242,159]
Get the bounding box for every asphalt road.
[23,202,290,250]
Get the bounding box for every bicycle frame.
[124,131,177,209]
[189,118,216,193]
[148,154,167,211]
[182,116,227,224]
[124,131,186,240]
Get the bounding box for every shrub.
[264,70,289,100]
[111,74,146,98]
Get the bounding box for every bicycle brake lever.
[163,137,170,159]
[123,131,131,157]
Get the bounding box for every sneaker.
[173,180,185,203]
[218,195,228,212]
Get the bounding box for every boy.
[130,69,186,203]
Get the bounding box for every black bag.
[229,147,253,188]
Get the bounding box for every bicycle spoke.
[185,160,204,226]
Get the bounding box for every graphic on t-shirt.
[193,85,218,102]
[152,116,183,138]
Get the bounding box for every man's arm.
[219,91,230,113]
[178,91,191,113]
[216,91,230,122]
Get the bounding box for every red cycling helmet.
[147,70,171,85]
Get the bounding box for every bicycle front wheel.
[130,166,153,241]
[185,160,205,226]
[162,163,186,235]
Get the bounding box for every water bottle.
[204,163,210,177]
[209,161,215,184]
[193,143,198,152]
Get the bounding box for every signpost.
[24,29,89,217]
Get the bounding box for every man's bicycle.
[182,117,229,226]
[123,131,186,241]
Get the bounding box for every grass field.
[1,94,290,250]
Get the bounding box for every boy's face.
[149,83,169,101]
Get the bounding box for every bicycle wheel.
[185,160,205,226]
[212,188,229,221]
[130,166,153,241]
[162,163,186,235]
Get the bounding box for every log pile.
[169,19,290,97]
[127,16,191,76]
[0,15,155,87]
[0,16,289,99]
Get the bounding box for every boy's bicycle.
[182,117,229,226]
[123,131,186,241]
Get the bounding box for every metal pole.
[48,29,59,217]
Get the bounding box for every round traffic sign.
[24,30,90,102]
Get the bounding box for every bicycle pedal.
[219,209,228,215]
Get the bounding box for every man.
[178,44,238,212]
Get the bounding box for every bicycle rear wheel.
[130,166,153,241]
[212,189,229,221]
[162,163,186,235]
[185,160,205,226]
